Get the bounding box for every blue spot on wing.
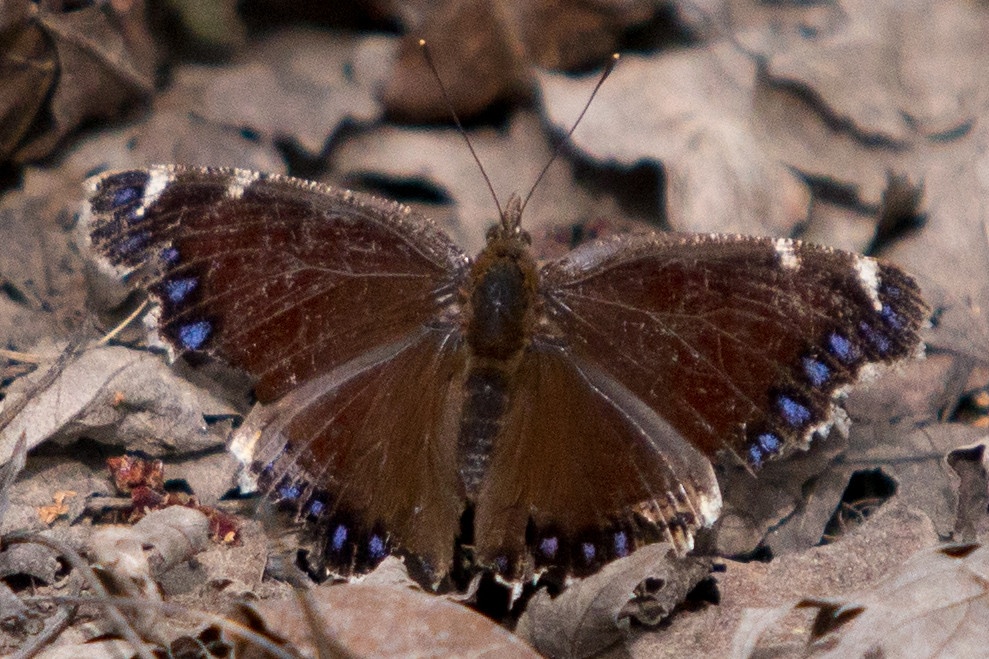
[757,432,782,454]
[115,232,149,256]
[331,524,348,552]
[613,531,629,558]
[748,433,783,467]
[368,534,387,561]
[777,394,812,427]
[277,484,301,500]
[539,536,558,558]
[748,444,765,468]
[163,277,197,303]
[860,321,892,354]
[802,356,830,387]
[161,247,180,265]
[178,321,211,350]
[581,542,596,564]
[112,185,141,208]
[827,332,858,364]
[306,500,325,516]
[881,305,904,330]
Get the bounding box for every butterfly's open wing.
[82,166,469,402]
[234,327,466,584]
[472,344,722,579]
[538,233,927,469]
[83,166,470,582]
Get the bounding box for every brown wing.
[472,344,721,579]
[538,233,927,468]
[82,165,468,403]
[83,166,471,583]
[230,327,467,585]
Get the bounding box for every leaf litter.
[1,1,989,656]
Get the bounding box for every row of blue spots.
[536,531,630,565]
[178,320,212,350]
[328,523,388,562]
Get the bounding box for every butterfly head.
[486,193,532,247]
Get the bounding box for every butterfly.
[81,164,927,588]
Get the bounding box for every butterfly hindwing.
[232,328,467,584]
[473,344,722,580]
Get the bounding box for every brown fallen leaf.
[231,581,540,658]
[88,505,211,642]
[103,453,242,544]
[947,440,989,542]
[539,45,812,238]
[743,542,989,658]
[516,543,711,658]
[382,0,656,122]
[0,344,237,468]
[107,454,165,493]
[3,0,157,164]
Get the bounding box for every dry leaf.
[0,344,237,468]
[191,28,387,156]
[758,543,989,658]
[383,0,656,121]
[6,0,156,163]
[517,544,711,658]
[539,45,811,237]
[233,582,539,657]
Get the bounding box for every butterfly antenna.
[520,52,620,215]
[419,39,504,221]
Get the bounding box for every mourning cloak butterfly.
[81,165,926,587]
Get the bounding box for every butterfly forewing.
[83,166,469,403]
[538,234,926,467]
